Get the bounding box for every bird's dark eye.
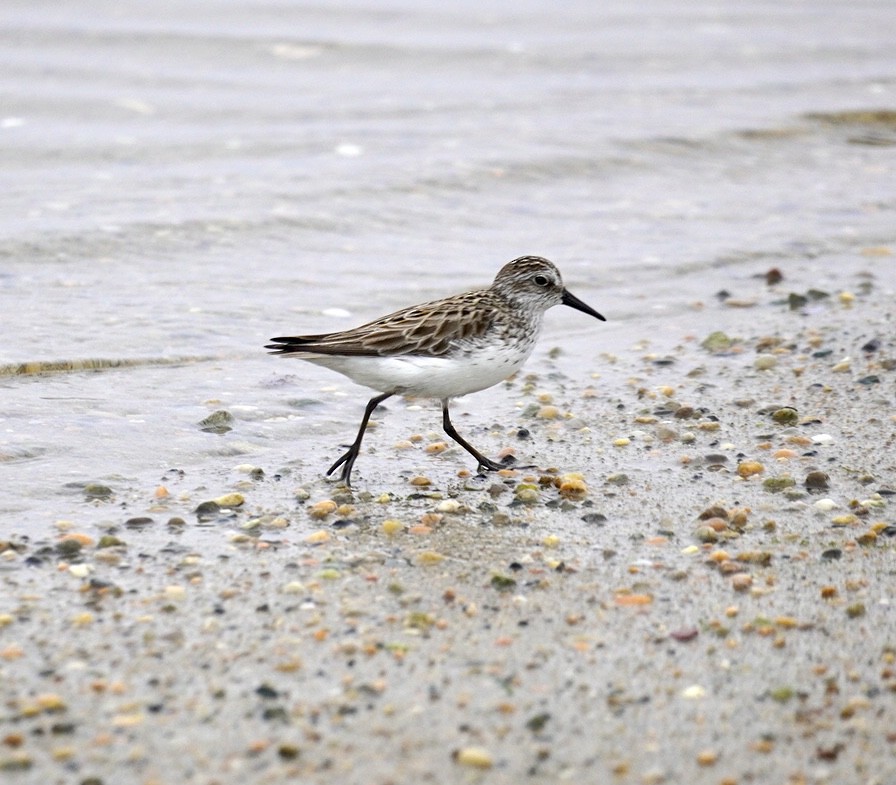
[534,275,550,287]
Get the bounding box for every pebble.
[514,484,540,504]
[164,585,186,600]
[83,483,113,500]
[305,530,330,545]
[701,331,733,353]
[762,476,796,492]
[771,407,798,425]
[213,493,245,508]
[831,357,851,373]
[613,437,631,447]
[61,532,94,547]
[455,746,493,769]
[381,519,405,535]
[755,354,778,370]
[737,460,764,478]
[558,474,587,499]
[198,410,234,433]
[804,471,830,490]
[731,574,753,592]
[309,500,337,519]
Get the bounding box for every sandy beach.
[2,2,895,783]
[3,252,895,784]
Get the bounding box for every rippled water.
[2,0,895,526]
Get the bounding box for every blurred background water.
[1,0,894,523]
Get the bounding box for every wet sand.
[2,254,894,784]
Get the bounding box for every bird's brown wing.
[266,290,495,358]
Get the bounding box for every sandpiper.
[267,255,605,486]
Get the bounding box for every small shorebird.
[267,255,605,486]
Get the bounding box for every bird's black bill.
[561,289,606,321]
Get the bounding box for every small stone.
[381,519,405,535]
[804,471,830,491]
[694,526,718,543]
[213,493,245,508]
[655,425,678,442]
[737,461,764,478]
[772,448,797,459]
[194,501,221,519]
[454,747,493,769]
[198,410,235,434]
[558,474,587,499]
[514,484,540,504]
[83,483,113,500]
[490,574,517,591]
[124,516,154,528]
[763,476,796,493]
[755,354,778,371]
[164,585,186,600]
[701,331,733,353]
[55,539,83,558]
[846,603,866,619]
[305,530,330,545]
[308,500,338,519]
[771,407,799,425]
[731,573,753,592]
[831,358,851,373]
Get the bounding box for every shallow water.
[2,0,895,527]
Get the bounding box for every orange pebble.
[614,593,653,606]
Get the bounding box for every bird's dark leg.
[441,400,505,473]
[327,392,393,487]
